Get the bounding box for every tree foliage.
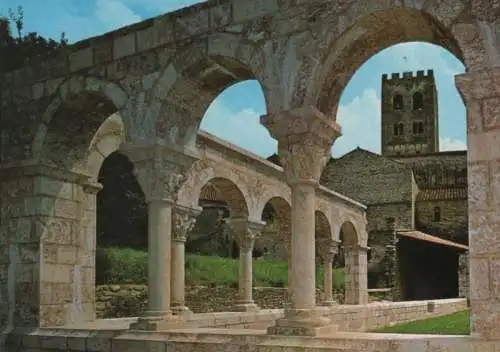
[0,6,68,73]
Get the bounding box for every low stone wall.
[96,285,344,318]
[225,298,467,331]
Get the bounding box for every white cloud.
[333,89,381,157]
[94,0,142,30]
[439,137,467,151]
[200,99,277,158]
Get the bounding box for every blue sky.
[1,0,467,158]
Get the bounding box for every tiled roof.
[416,187,467,201]
[397,230,468,251]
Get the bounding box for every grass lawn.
[96,247,345,288]
[374,310,470,335]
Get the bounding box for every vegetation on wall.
[0,6,67,72]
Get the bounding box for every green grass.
[374,310,470,335]
[96,247,345,289]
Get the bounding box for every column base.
[129,314,189,331]
[232,301,260,312]
[171,305,194,317]
[267,308,338,337]
[319,300,337,307]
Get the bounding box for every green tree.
[0,6,68,73]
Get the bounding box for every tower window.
[393,94,403,110]
[393,123,404,136]
[433,206,441,222]
[413,92,424,110]
[412,121,424,134]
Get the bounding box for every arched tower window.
[393,94,403,110]
[433,206,441,222]
[413,92,424,110]
[412,121,424,134]
[393,122,404,136]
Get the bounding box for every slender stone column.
[318,240,340,306]
[171,205,202,316]
[456,70,500,340]
[123,142,199,331]
[226,218,265,312]
[261,106,342,336]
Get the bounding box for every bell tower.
[380,70,439,156]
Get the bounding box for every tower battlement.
[382,69,434,81]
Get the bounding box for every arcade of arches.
[1,0,500,345]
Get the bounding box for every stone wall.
[6,299,470,352]
[321,149,413,205]
[415,199,467,244]
[95,285,345,318]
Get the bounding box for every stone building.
[269,70,469,301]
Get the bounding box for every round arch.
[256,196,291,260]
[197,178,249,218]
[85,113,126,181]
[306,5,488,116]
[315,210,332,242]
[339,220,359,247]
[32,76,129,172]
[153,34,272,146]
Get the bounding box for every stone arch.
[306,5,489,116]
[86,113,126,181]
[32,76,129,173]
[339,220,360,247]
[315,210,332,242]
[196,178,249,218]
[151,34,271,147]
[257,196,291,260]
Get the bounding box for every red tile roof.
[397,230,468,251]
[416,187,467,201]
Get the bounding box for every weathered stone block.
[69,47,94,72]
[39,282,72,305]
[114,33,136,60]
[34,176,74,200]
[233,0,279,23]
[40,264,72,283]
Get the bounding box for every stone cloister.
[1,0,500,349]
[86,112,368,321]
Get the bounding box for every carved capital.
[226,217,266,251]
[317,238,341,263]
[122,142,199,201]
[173,205,202,242]
[261,106,341,182]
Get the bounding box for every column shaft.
[290,181,317,309]
[147,199,173,316]
[323,261,333,304]
[239,247,253,303]
[171,239,187,310]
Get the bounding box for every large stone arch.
[85,113,126,181]
[151,34,272,147]
[300,4,491,115]
[32,76,129,173]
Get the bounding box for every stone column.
[318,239,340,306]
[344,244,369,305]
[171,205,202,316]
[226,218,265,312]
[262,106,342,336]
[123,143,199,331]
[456,70,500,340]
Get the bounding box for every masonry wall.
[415,199,468,244]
